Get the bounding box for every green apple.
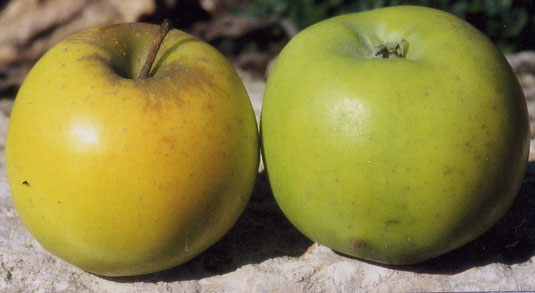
[261,6,529,264]
[6,22,259,276]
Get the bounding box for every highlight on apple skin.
[261,5,530,265]
[6,22,259,276]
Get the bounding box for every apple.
[261,6,529,265]
[6,21,259,276]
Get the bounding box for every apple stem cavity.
[374,39,407,59]
[137,19,173,80]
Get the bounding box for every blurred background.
[1,0,534,99]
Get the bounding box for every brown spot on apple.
[349,236,365,249]
[443,166,452,175]
[383,219,400,226]
[204,103,214,111]
[160,136,177,150]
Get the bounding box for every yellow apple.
[6,22,259,276]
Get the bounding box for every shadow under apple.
[400,161,535,274]
[105,170,313,283]
[105,162,535,282]
[335,161,535,275]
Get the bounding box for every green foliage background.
[237,0,535,53]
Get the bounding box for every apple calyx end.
[373,39,407,59]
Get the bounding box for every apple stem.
[137,19,172,80]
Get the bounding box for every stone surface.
[507,51,535,160]
[1,56,535,292]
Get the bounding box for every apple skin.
[6,23,259,276]
[261,6,530,265]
